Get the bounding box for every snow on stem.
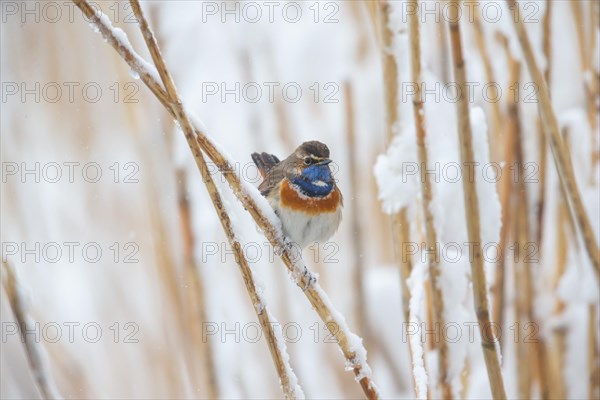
[447,1,507,399]
[72,0,380,397]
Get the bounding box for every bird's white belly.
[272,202,342,249]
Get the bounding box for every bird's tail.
[251,152,280,178]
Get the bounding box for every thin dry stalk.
[408,2,452,398]
[570,0,599,163]
[535,0,552,250]
[177,169,218,399]
[146,180,190,397]
[492,32,519,347]
[128,2,302,398]
[506,0,600,276]
[499,38,551,398]
[459,359,470,399]
[589,305,599,399]
[437,6,451,84]
[2,262,61,399]
[379,0,398,144]
[591,0,600,171]
[447,2,507,398]
[511,73,551,398]
[344,82,367,337]
[363,0,380,42]
[518,114,552,400]
[75,1,379,397]
[392,209,420,397]
[548,195,569,400]
[393,210,413,324]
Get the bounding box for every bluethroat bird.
[251,141,343,249]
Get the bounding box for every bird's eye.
[303,157,312,165]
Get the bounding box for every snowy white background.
[1,1,599,399]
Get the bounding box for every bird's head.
[285,141,335,197]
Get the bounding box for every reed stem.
[447,2,507,398]
[408,2,452,397]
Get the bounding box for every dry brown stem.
[535,0,551,250]
[447,2,507,398]
[589,305,599,400]
[548,184,570,400]
[408,2,452,398]
[511,63,550,398]
[392,210,420,397]
[74,0,379,397]
[571,0,599,164]
[491,32,519,348]
[379,0,398,145]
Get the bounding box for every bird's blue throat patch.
[291,164,334,197]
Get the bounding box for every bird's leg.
[301,266,317,291]
[274,236,296,256]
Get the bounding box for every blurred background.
[1,1,599,399]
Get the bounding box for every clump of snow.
[469,107,502,245]
[373,126,419,214]
[311,284,378,394]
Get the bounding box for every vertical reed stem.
[535,0,552,250]
[447,2,507,398]
[408,2,452,397]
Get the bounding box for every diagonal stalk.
[72,1,379,397]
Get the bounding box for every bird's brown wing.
[258,161,286,196]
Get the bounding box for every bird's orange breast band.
[280,179,340,215]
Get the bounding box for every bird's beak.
[318,158,332,165]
